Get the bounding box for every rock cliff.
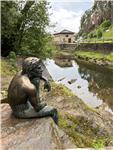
[79,0,113,36]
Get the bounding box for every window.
[68,38,71,43]
[65,34,68,37]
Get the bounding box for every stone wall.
[56,43,76,51]
[76,43,113,54]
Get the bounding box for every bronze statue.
[8,57,58,124]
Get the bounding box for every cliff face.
[79,1,113,36]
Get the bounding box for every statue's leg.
[13,103,58,124]
[34,106,58,124]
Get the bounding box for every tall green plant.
[97,29,102,38]
[1,1,19,56]
[21,1,53,58]
[1,0,54,58]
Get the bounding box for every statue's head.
[22,57,43,78]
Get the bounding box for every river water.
[44,59,113,113]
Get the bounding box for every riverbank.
[74,51,113,70]
[1,57,113,149]
[44,82,113,148]
[54,50,113,70]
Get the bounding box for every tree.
[20,0,53,58]
[1,0,54,58]
[1,1,19,56]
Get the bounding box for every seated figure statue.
[8,57,58,124]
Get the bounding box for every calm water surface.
[44,59,113,113]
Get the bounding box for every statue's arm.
[25,85,43,111]
[40,76,51,92]
[40,76,48,82]
[28,88,40,111]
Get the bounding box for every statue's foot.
[51,108,58,125]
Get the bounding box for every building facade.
[53,29,75,44]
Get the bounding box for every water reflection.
[78,62,113,110]
[44,59,113,112]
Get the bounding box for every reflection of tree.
[78,64,113,110]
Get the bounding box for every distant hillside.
[78,0,113,37]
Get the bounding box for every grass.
[0,59,17,76]
[75,51,113,62]
[50,82,74,97]
[106,53,113,61]
[92,138,106,149]
[103,27,113,38]
[58,112,111,148]
[75,51,104,59]
[0,57,21,76]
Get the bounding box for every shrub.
[82,33,87,39]
[101,20,111,31]
[97,29,102,38]
[88,32,94,38]
[8,51,18,72]
[8,51,16,60]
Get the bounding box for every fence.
[78,37,113,45]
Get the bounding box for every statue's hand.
[44,81,51,92]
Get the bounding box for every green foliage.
[8,51,16,60]
[106,53,113,61]
[1,1,19,56]
[88,32,94,38]
[75,51,113,62]
[9,59,18,72]
[1,59,17,76]
[58,112,112,148]
[82,33,87,39]
[50,82,74,97]
[91,139,105,149]
[103,26,113,38]
[101,20,111,31]
[75,51,105,60]
[7,51,18,72]
[97,29,102,38]
[1,0,54,58]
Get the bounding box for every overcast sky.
[48,0,94,33]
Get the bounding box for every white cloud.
[48,8,83,33]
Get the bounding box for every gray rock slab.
[1,104,76,150]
